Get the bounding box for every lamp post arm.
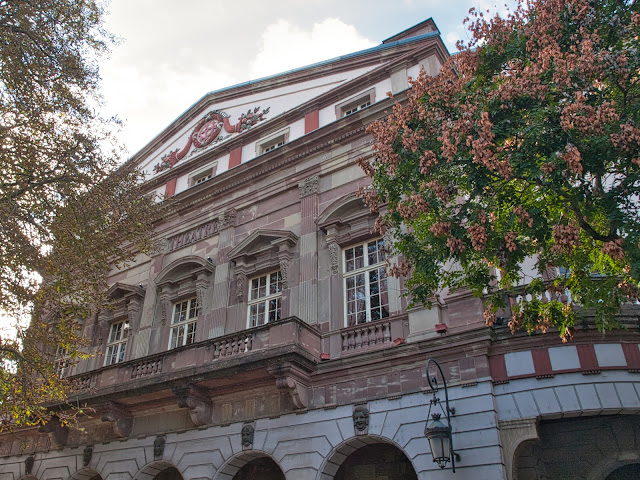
[426,358,457,472]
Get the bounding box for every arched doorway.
[232,457,285,480]
[69,467,103,480]
[134,461,184,480]
[153,467,183,480]
[325,440,417,480]
[605,463,640,480]
[513,416,640,480]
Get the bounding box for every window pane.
[249,304,259,327]
[186,322,196,344]
[345,247,355,272]
[258,275,267,298]
[268,298,281,323]
[189,299,198,319]
[354,245,364,270]
[257,302,265,326]
[251,277,260,300]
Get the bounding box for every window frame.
[255,129,290,156]
[169,296,199,349]
[335,89,376,118]
[53,346,72,378]
[247,269,283,328]
[342,238,390,326]
[189,162,217,187]
[104,320,129,366]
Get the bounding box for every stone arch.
[513,415,640,480]
[498,418,540,480]
[212,451,284,480]
[18,475,39,480]
[317,435,416,480]
[69,468,102,480]
[588,458,640,480]
[132,461,184,480]
[154,256,214,285]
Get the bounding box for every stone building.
[2,18,640,480]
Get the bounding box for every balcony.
[70,316,321,398]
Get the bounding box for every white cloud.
[249,18,376,80]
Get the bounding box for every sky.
[99,0,512,157]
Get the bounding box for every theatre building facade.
[2,18,640,480]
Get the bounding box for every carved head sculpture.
[153,436,165,458]
[241,424,254,447]
[25,455,34,475]
[352,405,370,432]
[82,445,93,466]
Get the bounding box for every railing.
[211,331,253,359]
[67,316,321,393]
[341,320,392,352]
[71,372,96,392]
[131,356,163,379]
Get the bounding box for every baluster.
[361,326,369,347]
[247,335,252,352]
[348,332,355,350]
[375,324,383,343]
[355,329,362,349]
[383,322,391,343]
[342,333,348,351]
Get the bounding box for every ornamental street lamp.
[424,358,459,472]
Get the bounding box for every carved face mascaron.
[153,436,165,458]
[241,424,254,447]
[353,406,370,432]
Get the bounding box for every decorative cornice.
[164,125,367,218]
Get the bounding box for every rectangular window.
[343,98,371,116]
[190,164,217,187]
[336,89,375,118]
[344,239,389,326]
[170,297,199,348]
[104,320,129,366]
[256,129,290,156]
[248,270,282,327]
[53,346,71,378]
[259,134,286,154]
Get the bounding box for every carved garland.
[153,107,270,174]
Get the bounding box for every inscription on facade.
[167,220,218,252]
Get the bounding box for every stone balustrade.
[131,356,164,379]
[336,315,409,357]
[68,316,322,394]
[211,331,253,358]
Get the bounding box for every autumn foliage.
[0,0,159,428]
[359,0,640,339]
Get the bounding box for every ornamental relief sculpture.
[298,175,319,198]
[279,259,289,290]
[329,242,339,275]
[153,107,270,174]
[219,208,236,230]
[236,273,246,303]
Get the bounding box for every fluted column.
[210,208,236,338]
[297,175,319,323]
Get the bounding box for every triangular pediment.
[228,229,298,261]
